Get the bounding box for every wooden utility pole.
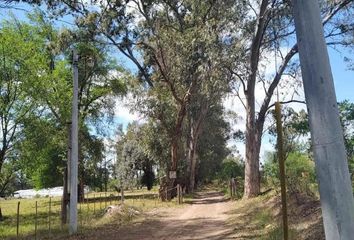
[292,1,354,239]
[69,50,79,235]
[275,102,288,240]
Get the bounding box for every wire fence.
[0,190,181,239]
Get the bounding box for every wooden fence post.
[180,185,183,204]
[86,194,89,218]
[48,197,52,234]
[35,201,38,240]
[93,194,96,214]
[79,200,82,227]
[105,192,107,208]
[16,201,20,239]
[275,102,288,240]
[177,184,180,204]
[100,193,102,210]
[231,178,236,198]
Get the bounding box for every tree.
[0,11,127,195]
[18,0,236,200]
[0,17,47,193]
[196,103,232,186]
[339,101,354,160]
[268,106,309,156]
[29,11,127,196]
[225,0,354,197]
[115,122,156,191]
[185,41,231,192]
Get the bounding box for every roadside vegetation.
[0,188,182,239]
[0,1,354,239]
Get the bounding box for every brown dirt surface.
[63,191,236,240]
[57,190,324,240]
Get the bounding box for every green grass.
[260,226,297,240]
[255,210,273,228]
[0,187,180,239]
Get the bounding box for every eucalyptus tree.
[194,102,231,187]
[225,0,354,197]
[101,0,234,198]
[186,62,231,192]
[7,0,237,198]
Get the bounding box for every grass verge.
[0,187,180,239]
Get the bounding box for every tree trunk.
[244,128,261,197]
[189,136,198,193]
[159,104,186,201]
[121,183,124,202]
[187,103,207,193]
[166,137,179,200]
[244,92,262,198]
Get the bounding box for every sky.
[1,3,353,161]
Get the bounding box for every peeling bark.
[187,103,208,193]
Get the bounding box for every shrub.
[263,151,317,196]
[217,156,245,197]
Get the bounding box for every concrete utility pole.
[69,50,79,235]
[292,1,354,239]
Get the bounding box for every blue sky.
[329,47,354,102]
[1,4,353,101]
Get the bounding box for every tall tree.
[226,0,354,197]
[124,0,235,198]
[0,17,47,192]
[0,12,127,193]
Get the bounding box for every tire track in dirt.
[118,191,235,240]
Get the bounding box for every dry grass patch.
[228,190,324,240]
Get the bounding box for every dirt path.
[109,191,235,240]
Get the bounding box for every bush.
[218,157,244,181]
[217,156,244,197]
[263,151,317,196]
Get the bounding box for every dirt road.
[111,191,235,240]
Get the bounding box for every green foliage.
[263,151,317,196]
[269,107,310,154]
[18,116,65,189]
[141,168,155,191]
[116,122,156,190]
[0,162,18,196]
[218,156,244,182]
[0,12,129,194]
[197,104,231,184]
[0,16,49,193]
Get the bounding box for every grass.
[0,187,181,240]
[261,226,297,240]
[228,191,299,240]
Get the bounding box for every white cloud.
[114,98,140,123]
[224,50,307,160]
